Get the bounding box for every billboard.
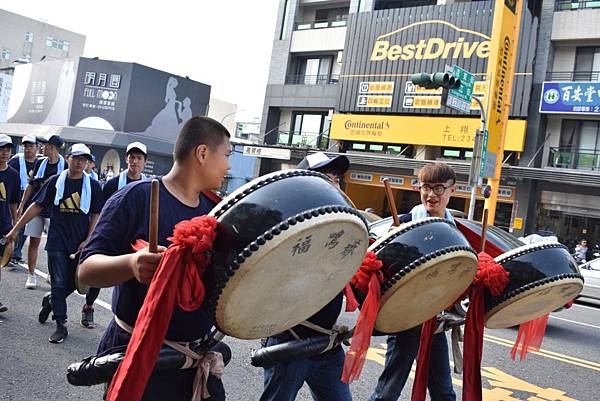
[5,57,211,143]
[6,59,78,125]
[540,82,600,115]
[336,1,537,117]
[0,73,12,122]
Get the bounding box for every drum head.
[485,278,583,329]
[0,241,14,268]
[214,211,368,339]
[375,251,477,333]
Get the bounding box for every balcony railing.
[548,147,600,170]
[546,71,600,81]
[555,0,600,10]
[285,74,340,85]
[276,131,330,150]
[294,18,348,30]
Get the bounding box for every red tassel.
[342,251,383,383]
[511,314,549,361]
[106,216,217,401]
[344,284,359,312]
[462,252,509,401]
[411,317,437,401]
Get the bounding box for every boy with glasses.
[368,162,457,401]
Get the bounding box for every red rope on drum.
[106,216,218,401]
[461,252,509,401]
[342,250,383,384]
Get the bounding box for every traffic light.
[410,72,461,90]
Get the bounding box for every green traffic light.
[410,72,462,90]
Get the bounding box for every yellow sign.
[403,96,442,109]
[513,217,523,230]
[484,0,522,177]
[357,95,393,108]
[360,81,394,94]
[331,113,526,151]
[370,20,492,62]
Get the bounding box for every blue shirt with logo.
[0,166,20,235]
[28,158,68,218]
[80,179,217,343]
[32,174,103,253]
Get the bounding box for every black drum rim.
[370,217,456,254]
[380,245,477,295]
[493,242,570,265]
[204,204,368,329]
[485,272,584,313]
[211,169,332,219]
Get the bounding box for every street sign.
[479,129,491,181]
[446,65,475,113]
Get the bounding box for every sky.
[0,0,280,122]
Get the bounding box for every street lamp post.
[467,96,487,221]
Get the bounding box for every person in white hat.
[0,134,21,314]
[8,135,40,267]
[102,141,148,201]
[7,143,104,343]
[17,133,66,290]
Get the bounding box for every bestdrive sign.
[370,20,491,62]
[336,1,534,117]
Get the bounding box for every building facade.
[259,0,600,248]
[0,8,85,68]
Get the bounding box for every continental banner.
[330,114,526,151]
[337,1,537,117]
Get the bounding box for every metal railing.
[275,131,330,150]
[294,18,348,30]
[546,71,600,81]
[548,147,600,170]
[285,74,340,85]
[555,0,600,10]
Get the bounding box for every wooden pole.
[383,179,400,227]
[480,208,489,253]
[149,179,160,253]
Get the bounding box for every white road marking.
[550,315,600,330]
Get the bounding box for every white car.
[578,258,600,305]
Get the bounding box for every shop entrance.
[536,209,600,252]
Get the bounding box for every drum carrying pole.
[149,179,160,253]
[383,178,400,227]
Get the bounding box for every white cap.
[0,134,13,148]
[68,143,93,159]
[126,141,147,156]
[22,135,37,144]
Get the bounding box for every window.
[293,56,333,84]
[62,40,70,51]
[1,48,10,60]
[280,0,290,40]
[46,36,53,47]
[441,148,473,160]
[554,120,600,169]
[279,112,330,148]
[574,47,600,81]
[25,32,34,43]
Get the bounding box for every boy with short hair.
[7,143,103,343]
[17,133,67,289]
[78,117,231,401]
[368,162,458,401]
[8,134,39,267]
[0,135,21,313]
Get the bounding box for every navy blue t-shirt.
[28,157,68,218]
[32,174,103,253]
[0,166,20,236]
[80,179,217,343]
[8,155,37,195]
[102,174,143,203]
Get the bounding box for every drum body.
[369,218,478,333]
[205,170,369,339]
[485,242,584,329]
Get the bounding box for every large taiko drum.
[485,242,584,329]
[204,170,369,340]
[369,217,478,333]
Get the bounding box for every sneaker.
[25,274,37,289]
[0,302,7,313]
[49,322,68,344]
[80,306,95,329]
[38,292,52,324]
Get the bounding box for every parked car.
[578,258,600,305]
